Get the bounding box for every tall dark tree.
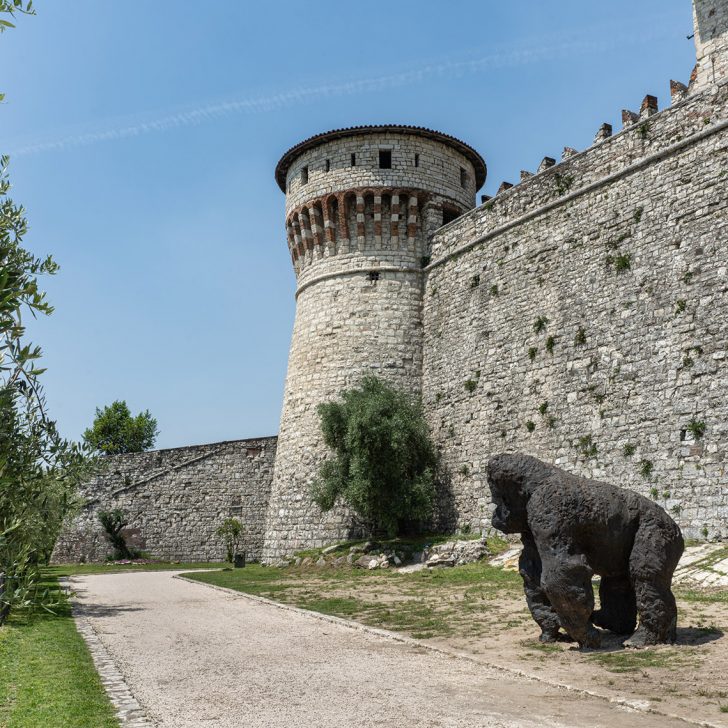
[83,400,158,455]
[312,376,437,538]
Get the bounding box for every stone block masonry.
[261,127,486,562]
[262,0,728,557]
[52,437,276,563]
[423,79,728,541]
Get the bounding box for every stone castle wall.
[55,1,728,562]
[52,437,277,563]
[423,79,728,541]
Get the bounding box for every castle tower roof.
[275,124,487,192]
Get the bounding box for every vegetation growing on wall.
[98,509,135,560]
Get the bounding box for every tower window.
[367,271,380,282]
[351,153,356,166]
[415,153,419,167]
[378,150,392,169]
[442,205,460,225]
[325,159,330,172]
[301,166,309,184]
[460,167,467,188]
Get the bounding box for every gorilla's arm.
[518,533,563,642]
[536,538,601,648]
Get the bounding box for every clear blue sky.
[2,1,696,449]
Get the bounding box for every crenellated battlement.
[430,75,727,266]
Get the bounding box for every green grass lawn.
[184,550,523,639]
[48,561,225,578]
[0,578,118,728]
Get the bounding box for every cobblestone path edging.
[61,578,155,728]
[174,575,721,728]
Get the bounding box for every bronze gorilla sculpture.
[487,453,684,648]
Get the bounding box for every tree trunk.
[0,572,9,626]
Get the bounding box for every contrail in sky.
[7,25,678,157]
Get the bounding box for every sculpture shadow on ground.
[562,624,723,653]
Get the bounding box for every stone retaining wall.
[52,437,277,563]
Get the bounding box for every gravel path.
[69,571,693,728]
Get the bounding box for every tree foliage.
[0,3,90,625]
[0,1,34,42]
[311,376,437,538]
[83,400,158,455]
[215,518,243,563]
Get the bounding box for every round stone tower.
[262,125,486,561]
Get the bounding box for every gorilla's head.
[487,453,547,533]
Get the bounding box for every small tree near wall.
[311,376,437,538]
[98,509,134,560]
[216,518,244,565]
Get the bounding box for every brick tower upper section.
[274,125,486,286]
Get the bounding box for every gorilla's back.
[527,470,645,576]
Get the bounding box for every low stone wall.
[52,437,277,563]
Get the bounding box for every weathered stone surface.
[353,555,372,569]
[425,554,456,568]
[426,538,490,567]
[487,453,684,648]
[423,63,728,544]
[52,437,276,563]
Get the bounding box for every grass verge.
[0,577,118,728]
[586,647,700,673]
[48,561,224,578]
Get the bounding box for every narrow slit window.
[460,167,467,188]
[325,159,330,172]
[379,150,392,169]
[301,166,309,184]
[351,153,356,167]
[414,153,419,167]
